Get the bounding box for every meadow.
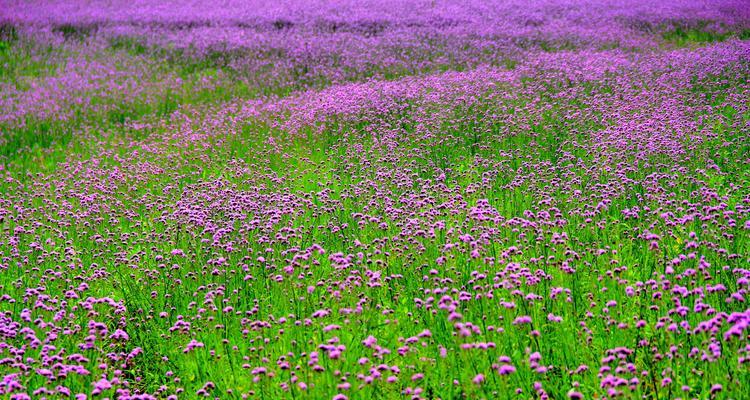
[0,1,749,399]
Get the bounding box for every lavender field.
[1,1,750,399]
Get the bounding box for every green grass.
[0,27,749,400]
[661,21,750,46]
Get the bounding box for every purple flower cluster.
[0,0,749,399]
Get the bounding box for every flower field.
[1,1,749,399]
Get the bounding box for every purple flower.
[498,365,516,375]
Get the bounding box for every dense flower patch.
[0,1,749,399]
